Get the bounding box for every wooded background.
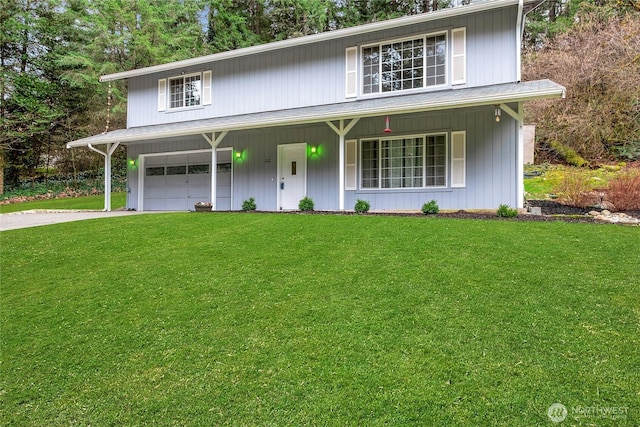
[1,0,639,192]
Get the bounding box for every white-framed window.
[158,71,212,112]
[361,32,447,95]
[169,73,201,109]
[360,133,447,189]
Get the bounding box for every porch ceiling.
[67,79,565,148]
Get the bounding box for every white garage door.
[144,153,212,211]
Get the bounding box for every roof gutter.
[100,0,520,82]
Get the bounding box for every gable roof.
[67,79,564,148]
[100,0,527,82]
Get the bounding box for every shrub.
[298,196,314,211]
[497,204,518,218]
[549,141,588,167]
[241,197,256,211]
[552,171,594,208]
[354,199,370,214]
[421,200,439,215]
[606,172,640,210]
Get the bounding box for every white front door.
[278,143,307,210]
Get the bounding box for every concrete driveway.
[0,210,160,231]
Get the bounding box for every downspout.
[87,142,120,211]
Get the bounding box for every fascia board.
[67,81,564,148]
[100,0,519,82]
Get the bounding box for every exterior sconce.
[310,145,317,154]
[234,150,244,161]
[383,116,392,133]
[495,106,501,122]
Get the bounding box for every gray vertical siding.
[126,106,519,211]
[126,7,519,128]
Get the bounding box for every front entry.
[278,143,307,210]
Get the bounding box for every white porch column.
[516,103,524,208]
[498,104,525,208]
[202,131,228,211]
[326,119,359,211]
[88,142,120,212]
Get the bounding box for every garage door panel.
[145,199,167,211]
[166,198,189,211]
[166,185,188,198]
[145,186,167,198]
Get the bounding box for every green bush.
[497,204,518,218]
[354,199,370,214]
[550,141,588,167]
[421,200,439,215]
[298,196,314,211]
[241,197,256,211]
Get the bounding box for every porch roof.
[67,79,565,148]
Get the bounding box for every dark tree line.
[1,0,638,192]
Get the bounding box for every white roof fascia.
[67,80,565,148]
[99,0,519,82]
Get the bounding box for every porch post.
[326,119,359,211]
[87,142,120,212]
[202,131,228,211]
[516,103,524,208]
[105,144,112,211]
[339,123,345,210]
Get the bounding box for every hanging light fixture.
[383,116,392,133]
[494,105,501,122]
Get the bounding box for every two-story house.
[67,0,565,212]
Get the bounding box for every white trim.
[451,131,466,188]
[100,0,520,82]
[345,47,358,98]
[451,27,466,85]
[137,148,213,211]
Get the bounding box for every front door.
[278,143,307,210]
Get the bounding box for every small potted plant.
[194,201,212,212]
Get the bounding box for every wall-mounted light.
[495,106,501,122]
[310,145,317,154]
[383,116,392,133]
[127,158,138,170]
[234,149,244,162]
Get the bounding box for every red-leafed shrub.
[606,172,640,211]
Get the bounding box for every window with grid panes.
[362,33,446,94]
[169,74,201,109]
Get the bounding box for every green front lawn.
[1,214,638,425]
[0,192,126,213]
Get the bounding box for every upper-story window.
[169,73,201,109]
[362,32,447,95]
[158,70,211,112]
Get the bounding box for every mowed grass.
[1,213,638,425]
[0,192,126,213]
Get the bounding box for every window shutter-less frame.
[345,47,357,98]
[345,139,357,190]
[451,28,466,85]
[202,70,212,105]
[451,131,466,188]
[157,78,167,111]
